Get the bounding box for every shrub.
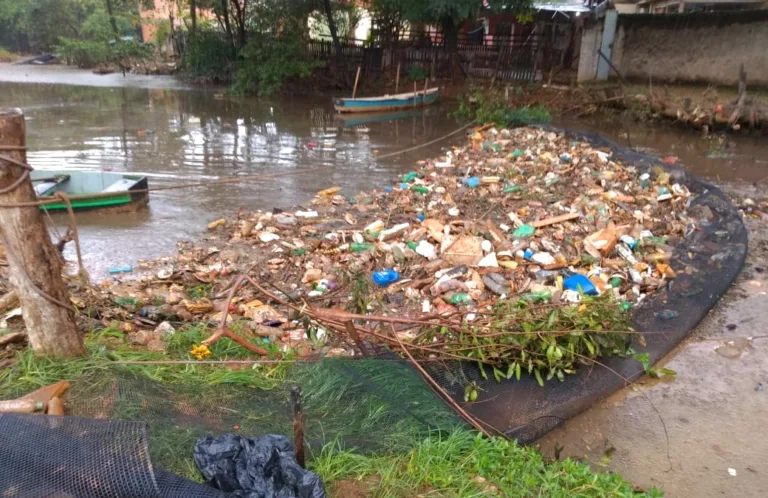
[233,33,321,96]
[407,64,428,82]
[56,38,152,68]
[0,47,18,63]
[454,87,552,127]
[183,29,235,83]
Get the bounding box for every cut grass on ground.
[315,430,663,497]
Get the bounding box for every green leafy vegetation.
[406,65,428,82]
[233,32,322,96]
[415,295,633,388]
[454,87,552,127]
[183,30,235,83]
[315,429,662,497]
[0,46,16,62]
[0,0,152,53]
[57,38,152,68]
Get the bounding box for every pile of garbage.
[82,126,712,370]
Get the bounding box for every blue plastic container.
[372,269,400,286]
[563,274,598,295]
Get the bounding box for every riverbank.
[0,62,191,89]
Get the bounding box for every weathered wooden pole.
[395,62,401,93]
[291,385,305,468]
[352,66,361,99]
[0,108,85,357]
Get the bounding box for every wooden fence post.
[0,108,85,357]
[291,385,305,468]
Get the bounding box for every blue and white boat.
[334,87,439,113]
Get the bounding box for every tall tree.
[321,0,342,70]
[190,0,197,34]
[104,0,119,40]
[0,109,86,358]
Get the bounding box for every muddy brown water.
[0,71,461,275]
[2,66,768,497]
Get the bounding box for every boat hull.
[334,88,439,113]
[29,171,149,212]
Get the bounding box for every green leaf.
[515,362,521,381]
[534,368,544,387]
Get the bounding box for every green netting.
[58,359,463,482]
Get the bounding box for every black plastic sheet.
[194,434,326,498]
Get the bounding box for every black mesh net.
[0,129,747,497]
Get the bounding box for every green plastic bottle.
[450,293,473,305]
[402,171,418,182]
[521,290,551,303]
[411,185,429,194]
[350,242,376,252]
[503,184,522,194]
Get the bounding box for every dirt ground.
[537,184,768,498]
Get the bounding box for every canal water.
[1,67,766,276]
[0,78,461,275]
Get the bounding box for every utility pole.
[0,108,85,357]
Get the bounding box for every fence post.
[291,385,305,468]
[0,108,85,357]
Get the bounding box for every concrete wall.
[614,11,768,86]
[577,19,604,83]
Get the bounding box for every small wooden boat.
[30,171,149,211]
[334,87,439,113]
[335,108,434,128]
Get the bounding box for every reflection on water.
[0,82,460,275]
[3,79,766,276]
[558,116,768,184]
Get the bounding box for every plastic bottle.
[620,301,632,312]
[411,185,429,194]
[534,269,560,283]
[350,242,376,252]
[372,270,400,286]
[513,225,535,238]
[522,290,551,303]
[464,177,481,188]
[108,265,133,274]
[503,184,522,194]
[449,293,473,305]
[645,253,671,263]
[655,309,679,320]
[402,171,418,183]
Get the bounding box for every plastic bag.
[194,434,326,498]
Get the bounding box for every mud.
[537,201,768,497]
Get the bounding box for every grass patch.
[0,325,657,496]
[0,47,18,63]
[313,429,662,497]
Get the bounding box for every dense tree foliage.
[0,0,535,93]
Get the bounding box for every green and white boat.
[30,171,149,211]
